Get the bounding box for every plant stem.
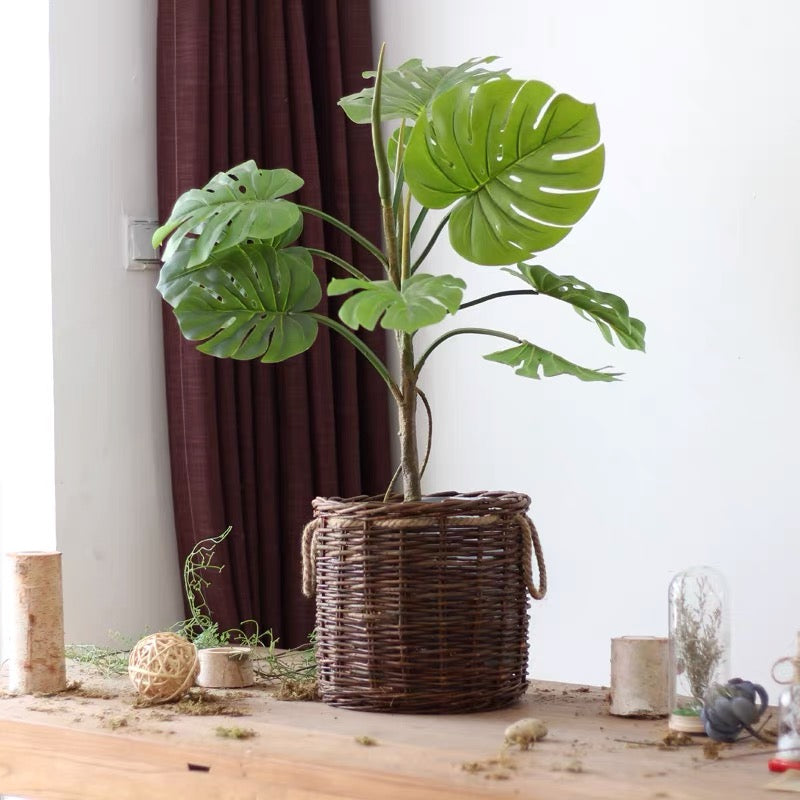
[398,331,421,500]
[409,207,429,247]
[416,387,433,479]
[310,313,401,403]
[306,248,369,281]
[371,44,400,287]
[383,387,433,503]
[383,463,402,502]
[411,212,450,274]
[371,45,421,500]
[400,190,412,282]
[459,289,538,310]
[392,163,405,217]
[298,205,387,269]
[415,327,522,376]
[391,119,406,216]
[382,386,432,503]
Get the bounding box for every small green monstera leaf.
[339,56,508,123]
[152,160,304,269]
[484,340,620,382]
[404,79,604,266]
[158,240,321,363]
[328,274,465,333]
[506,263,646,351]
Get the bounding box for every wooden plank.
[0,719,512,800]
[0,671,782,799]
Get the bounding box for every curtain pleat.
[156,0,390,646]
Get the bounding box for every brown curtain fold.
[156,0,391,647]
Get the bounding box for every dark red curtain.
[156,0,391,646]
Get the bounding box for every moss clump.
[462,754,516,776]
[216,726,257,739]
[274,679,319,702]
[660,732,693,749]
[167,689,248,717]
[703,740,724,760]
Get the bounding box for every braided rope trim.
[518,513,547,600]
[301,518,319,598]
[772,655,800,685]
[301,502,546,601]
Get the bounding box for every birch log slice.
[4,551,67,695]
[196,647,254,688]
[610,636,669,717]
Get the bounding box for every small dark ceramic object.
[701,678,769,742]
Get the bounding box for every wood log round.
[610,636,669,717]
[195,647,254,688]
[4,551,67,695]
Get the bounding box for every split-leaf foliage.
[154,52,645,500]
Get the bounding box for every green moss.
[215,726,257,739]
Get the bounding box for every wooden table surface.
[0,666,790,799]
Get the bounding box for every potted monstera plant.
[153,49,645,713]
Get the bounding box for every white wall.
[373,0,800,701]
[49,0,182,644]
[9,0,794,699]
[0,1,55,657]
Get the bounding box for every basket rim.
[312,490,531,519]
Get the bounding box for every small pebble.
[504,717,548,750]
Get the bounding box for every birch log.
[5,551,67,694]
[196,647,254,688]
[610,636,669,717]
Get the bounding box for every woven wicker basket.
[302,491,546,713]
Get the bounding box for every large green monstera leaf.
[158,241,321,363]
[484,341,620,382]
[339,56,508,124]
[404,79,604,266]
[152,161,304,269]
[328,274,465,333]
[507,263,646,350]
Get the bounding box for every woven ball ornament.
[128,632,199,703]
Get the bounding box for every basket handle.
[518,514,547,600]
[301,518,320,598]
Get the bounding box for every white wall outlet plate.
[126,218,160,270]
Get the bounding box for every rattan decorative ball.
[128,632,199,703]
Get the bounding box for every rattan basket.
[302,491,546,713]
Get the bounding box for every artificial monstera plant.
[154,50,645,502]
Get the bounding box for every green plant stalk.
[297,205,387,268]
[174,527,273,650]
[409,207,428,247]
[372,44,400,288]
[459,289,538,310]
[371,43,421,500]
[306,248,369,281]
[415,327,522,376]
[396,152,422,498]
[411,212,450,274]
[416,387,433,480]
[391,119,406,216]
[398,331,421,500]
[400,191,412,283]
[383,386,433,502]
[310,313,401,403]
[179,527,231,645]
